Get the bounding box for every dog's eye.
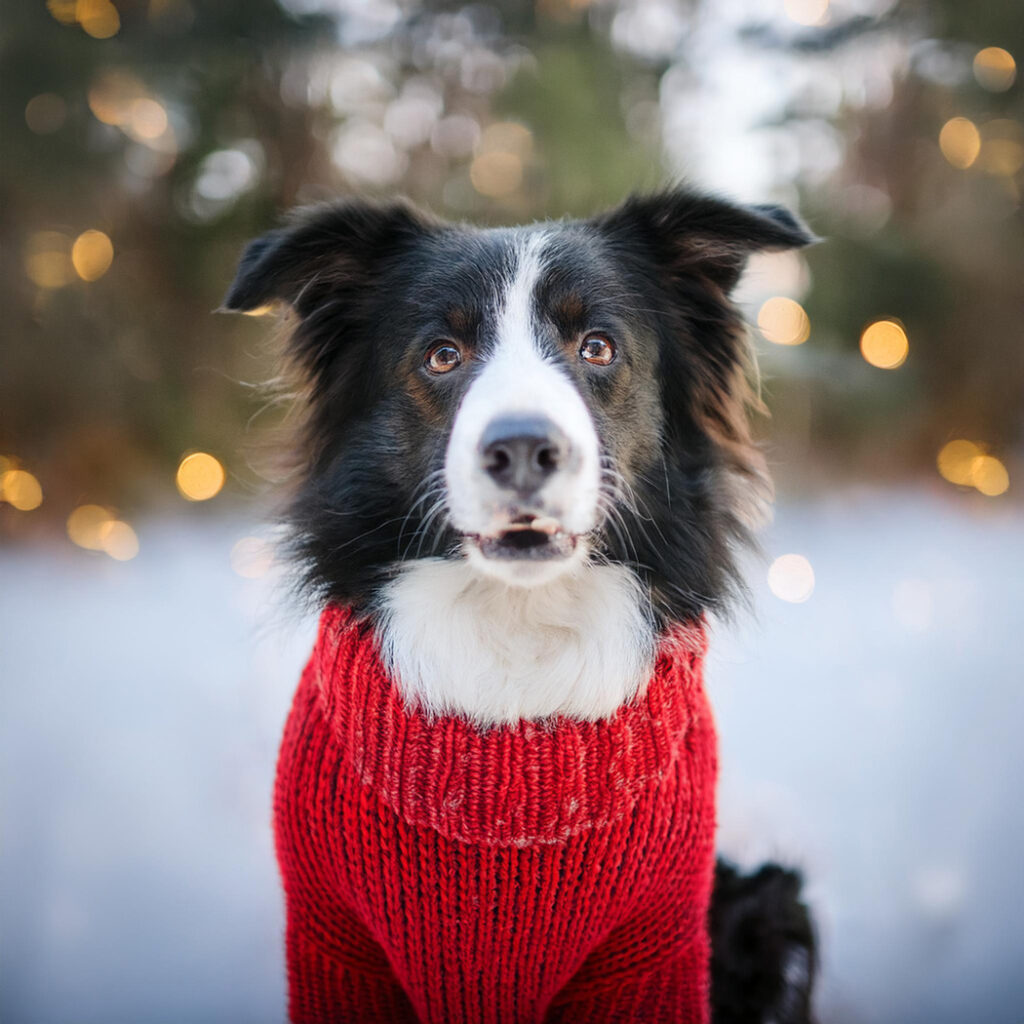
[425,342,463,375]
[579,334,616,366]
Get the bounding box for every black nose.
[480,415,570,495]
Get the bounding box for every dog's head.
[224,190,812,627]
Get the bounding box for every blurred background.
[1,1,1022,1022]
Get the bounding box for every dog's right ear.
[220,198,435,317]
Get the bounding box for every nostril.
[486,446,511,475]
[535,444,558,473]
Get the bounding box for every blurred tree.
[783,0,1023,476]
[1,0,334,522]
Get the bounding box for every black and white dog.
[225,188,817,1021]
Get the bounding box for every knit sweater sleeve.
[274,664,420,1024]
[544,702,718,1023]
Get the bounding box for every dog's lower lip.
[469,527,577,561]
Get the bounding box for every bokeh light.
[99,520,139,560]
[939,117,981,169]
[46,0,77,24]
[784,0,829,27]
[937,440,982,485]
[1,469,43,511]
[757,296,811,346]
[71,230,114,281]
[77,0,120,39]
[470,122,533,199]
[978,119,1024,177]
[971,455,1010,497]
[24,231,74,289]
[936,441,1010,496]
[127,98,169,140]
[767,553,815,603]
[87,70,144,126]
[25,93,67,134]
[176,453,226,502]
[470,152,523,198]
[973,47,1017,92]
[859,319,908,369]
[67,504,115,549]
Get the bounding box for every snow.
[2,490,1022,1022]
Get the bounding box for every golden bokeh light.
[937,440,982,485]
[971,455,1009,497]
[979,120,1024,177]
[128,98,169,140]
[939,117,981,169]
[470,152,523,198]
[25,93,67,135]
[859,319,908,369]
[77,0,121,38]
[230,536,275,579]
[71,229,114,281]
[24,231,74,289]
[479,122,534,156]
[67,504,115,549]
[784,0,829,27]
[936,441,1010,496]
[767,554,815,603]
[470,122,533,199]
[756,296,811,346]
[176,452,226,501]
[99,520,139,560]
[47,0,78,24]
[87,70,145,126]
[1,470,43,511]
[973,47,1016,92]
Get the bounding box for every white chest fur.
[375,558,656,727]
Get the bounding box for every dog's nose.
[480,415,570,495]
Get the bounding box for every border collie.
[225,188,817,1023]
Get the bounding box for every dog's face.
[224,191,812,626]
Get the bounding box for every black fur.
[710,860,819,1023]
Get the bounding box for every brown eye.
[580,334,616,366]
[425,341,463,375]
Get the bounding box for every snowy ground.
[2,489,1022,1024]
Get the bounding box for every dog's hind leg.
[709,859,818,1024]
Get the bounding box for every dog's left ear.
[595,189,817,294]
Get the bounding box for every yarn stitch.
[275,605,718,1022]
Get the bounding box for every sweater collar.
[312,604,708,847]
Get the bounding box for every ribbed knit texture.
[275,605,718,1023]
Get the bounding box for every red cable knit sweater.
[274,605,718,1023]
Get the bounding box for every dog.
[224,188,817,1022]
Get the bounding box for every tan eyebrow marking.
[445,307,475,337]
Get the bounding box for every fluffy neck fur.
[375,558,657,727]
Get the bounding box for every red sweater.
[275,605,717,1023]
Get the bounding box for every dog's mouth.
[469,515,578,561]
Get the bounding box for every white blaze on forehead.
[445,230,601,542]
[495,230,548,364]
